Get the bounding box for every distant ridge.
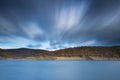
[0,46,120,60]
[0,48,47,59]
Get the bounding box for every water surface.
[0,60,120,80]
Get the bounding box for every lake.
[0,60,120,80]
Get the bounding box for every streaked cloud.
[0,0,120,50]
[21,22,43,38]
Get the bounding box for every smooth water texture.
[0,60,120,80]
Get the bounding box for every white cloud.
[55,0,91,31]
[38,41,52,50]
[0,36,38,49]
[80,40,96,46]
[21,23,43,38]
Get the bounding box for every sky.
[0,0,120,50]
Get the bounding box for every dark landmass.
[0,46,120,60]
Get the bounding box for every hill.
[0,46,120,60]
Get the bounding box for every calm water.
[0,60,120,80]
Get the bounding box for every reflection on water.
[0,60,120,80]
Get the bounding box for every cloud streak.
[0,0,120,50]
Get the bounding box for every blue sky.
[0,0,120,50]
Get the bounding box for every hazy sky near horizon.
[0,0,120,50]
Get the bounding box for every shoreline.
[1,57,120,60]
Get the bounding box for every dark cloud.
[0,0,120,50]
